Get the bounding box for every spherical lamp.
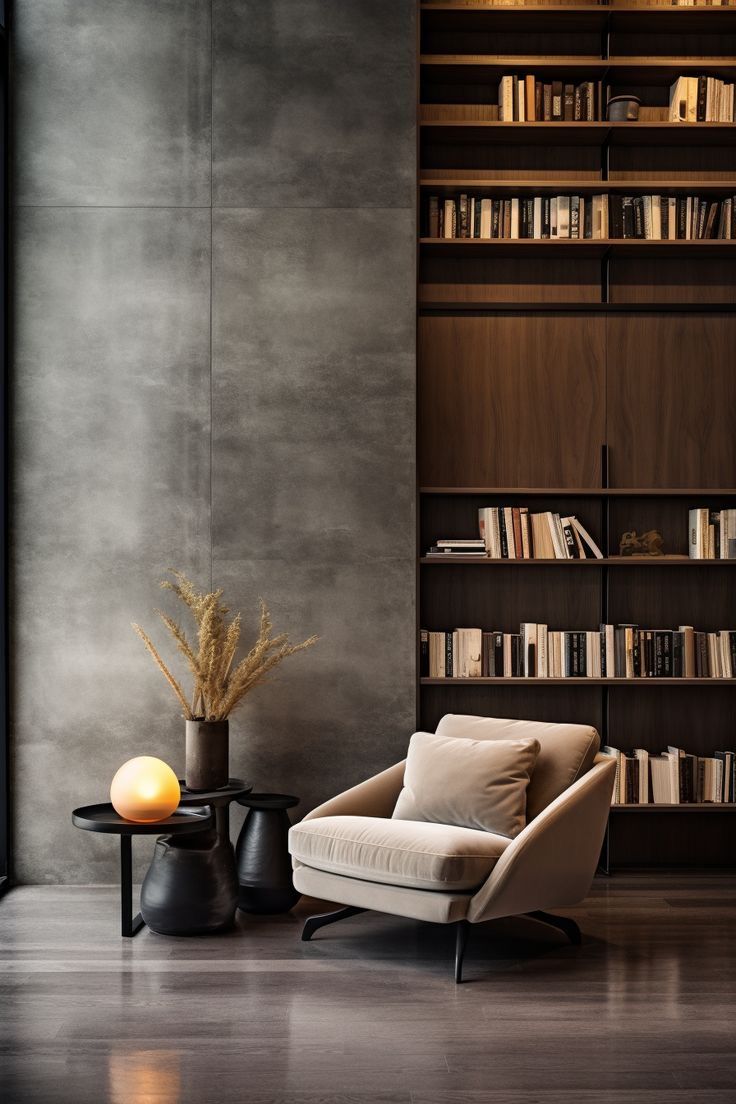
[110,756,181,823]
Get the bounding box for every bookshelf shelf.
[419,178,736,193]
[419,487,736,496]
[420,677,736,686]
[418,0,736,867]
[418,303,736,312]
[419,556,736,565]
[421,56,736,76]
[609,803,736,813]
[420,238,736,256]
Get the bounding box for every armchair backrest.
[434,714,600,821]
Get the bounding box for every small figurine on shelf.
[619,530,665,557]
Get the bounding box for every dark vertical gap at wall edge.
[209,0,214,594]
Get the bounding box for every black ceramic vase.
[140,826,239,935]
[235,794,301,914]
[185,718,229,792]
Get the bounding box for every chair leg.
[526,910,582,946]
[301,906,366,942]
[454,919,470,983]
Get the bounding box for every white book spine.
[480,198,492,240]
[510,198,520,239]
[533,196,542,240]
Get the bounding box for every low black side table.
[72,804,213,937]
[235,793,301,914]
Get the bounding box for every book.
[428,196,439,238]
[552,80,563,121]
[570,517,604,559]
[499,75,514,121]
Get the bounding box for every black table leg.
[120,835,144,937]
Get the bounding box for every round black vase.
[235,794,301,914]
[140,826,239,935]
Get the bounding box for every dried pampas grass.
[133,571,317,721]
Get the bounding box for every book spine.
[420,630,429,677]
[428,196,439,238]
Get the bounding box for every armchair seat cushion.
[289,815,511,892]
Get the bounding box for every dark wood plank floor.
[1,876,735,1103]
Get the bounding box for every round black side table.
[72,804,213,937]
[235,793,301,914]
[140,778,252,936]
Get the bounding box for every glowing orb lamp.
[110,756,180,823]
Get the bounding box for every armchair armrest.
[302,761,406,822]
[467,754,616,923]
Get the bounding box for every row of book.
[420,625,736,679]
[669,76,736,122]
[638,1,735,6]
[426,508,603,559]
[434,1,736,7]
[428,194,609,240]
[611,195,736,240]
[603,745,736,804]
[498,75,604,121]
[689,508,736,559]
[427,193,736,240]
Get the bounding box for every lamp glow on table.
[110,756,181,823]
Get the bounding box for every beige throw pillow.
[392,731,541,839]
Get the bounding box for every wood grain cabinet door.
[419,312,605,488]
[606,313,736,489]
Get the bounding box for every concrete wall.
[12,0,416,882]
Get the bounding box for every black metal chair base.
[299,906,580,981]
[301,905,366,941]
[526,910,582,946]
[455,919,469,983]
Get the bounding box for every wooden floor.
[1,876,735,1103]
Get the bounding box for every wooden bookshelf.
[417,0,736,867]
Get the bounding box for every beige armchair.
[289,715,616,981]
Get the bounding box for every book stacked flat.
[428,194,609,240]
[419,624,736,678]
[425,539,487,558]
[603,745,736,804]
[498,75,603,122]
[478,507,603,559]
[669,75,735,122]
[609,195,736,240]
[689,507,736,558]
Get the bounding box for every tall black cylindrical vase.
[235,794,300,914]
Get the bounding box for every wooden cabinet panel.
[420,684,603,735]
[419,313,605,487]
[606,313,736,488]
[420,562,602,633]
[607,563,735,632]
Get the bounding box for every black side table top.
[72,804,213,834]
[236,792,299,810]
[177,778,253,808]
